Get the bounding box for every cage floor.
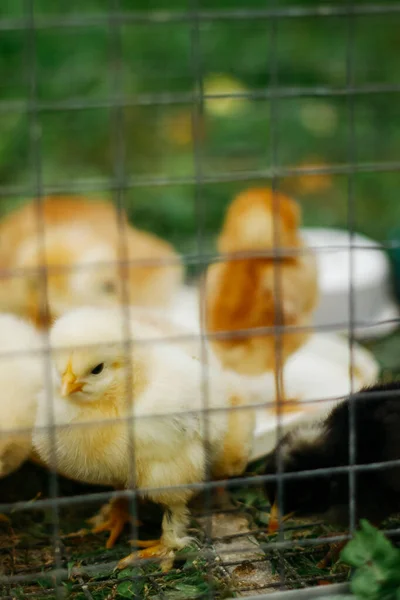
[1,330,399,600]
[0,465,353,600]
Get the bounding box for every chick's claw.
[64,498,141,548]
[117,541,174,572]
[88,498,141,549]
[317,539,348,569]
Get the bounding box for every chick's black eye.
[91,363,104,375]
[102,281,116,294]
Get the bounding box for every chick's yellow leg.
[88,497,141,549]
[316,535,348,569]
[65,497,141,548]
[118,541,170,571]
[117,501,190,573]
[272,367,300,414]
[212,396,255,480]
[212,398,255,510]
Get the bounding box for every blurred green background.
[1,0,400,259]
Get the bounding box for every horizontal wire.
[3,453,400,514]
[4,520,400,587]
[2,82,400,114]
[11,383,400,440]
[1,242,398,281]
[0,521,320,555]
[1,159,400,199]
[235,576,346,595]
[7,397,342,437]
[0,574,348,599]
[0,3,400,31]
[0,312,397,362]
[4,521,400,586]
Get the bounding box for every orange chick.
[205,187,319,409]
[0,195,183,327]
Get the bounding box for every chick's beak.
[268,501,295,534]
[61,362,84,397]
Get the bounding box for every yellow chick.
[0,196,183,328]
[33,307,256,570]
[0,314,43,479]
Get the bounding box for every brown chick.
[0,195,183,327]
[205,187,319,411]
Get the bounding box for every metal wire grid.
[0,1,399,599]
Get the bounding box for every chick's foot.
[88,497,141,549]
[64,497,141,549]
[117,540,174,572]
[316,536,348,569]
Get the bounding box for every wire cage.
[1,1,400,600]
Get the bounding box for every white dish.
[302,227,399,339]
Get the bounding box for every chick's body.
[264,381,400,530]
[205,188,318,406]
[0,314,43,477]
[33,307,253,568]
[0,196,182,326]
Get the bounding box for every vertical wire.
[189,1,214,597]
[24,1,63,597]
[346,2,357,536]
[108,0,140,546]
[267,9,286,589]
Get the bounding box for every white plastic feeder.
[302,227,399,339]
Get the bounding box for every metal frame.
[226,583,351,600]
[0,1,399,598]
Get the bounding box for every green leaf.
[67,561,74,579]
[117,577,145,599]
[351,567,382,600]
[173,583,203,597]
[117,566,142,580]
[117,580,137,598]
[341,520,399,568]
[116,568,144,598]
[339,521,400,600]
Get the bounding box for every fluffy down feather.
[0,314,43,478]
[33,306,256,569]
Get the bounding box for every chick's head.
[218,187,301,253]
[50,307,145,407]
[264,423,335,524]
[16,228,122,326]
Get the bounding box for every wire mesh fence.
[0,1,400,599]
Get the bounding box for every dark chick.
[263,381,400,534]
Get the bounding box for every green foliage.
[340,520,400,600]
[115,566,145,598]
[0,0,400,251]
